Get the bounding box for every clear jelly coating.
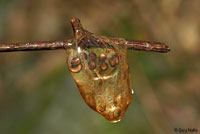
[66,41,132,122]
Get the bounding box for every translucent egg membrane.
[66,42,132,122]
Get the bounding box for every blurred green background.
[0,0,200,134]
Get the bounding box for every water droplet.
[131,89,134,95]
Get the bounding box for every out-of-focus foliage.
[0,0,200,134]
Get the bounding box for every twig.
[0,18,170,53]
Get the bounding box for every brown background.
[0,0,200,134]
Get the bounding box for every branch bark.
[0,18,170,53]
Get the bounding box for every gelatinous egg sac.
[66,43,132,122]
